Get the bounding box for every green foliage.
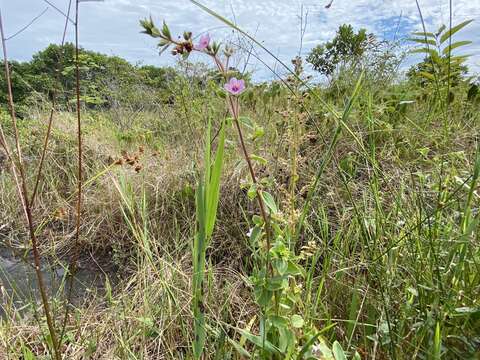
[407,20,473,88]
[467,82,479,103]
[0,43,179,110]
[306,24,370,77]
[0,61,32,115]
[306,23,402,95]
[193,119,226,359]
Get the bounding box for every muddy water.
[0,249,110,314]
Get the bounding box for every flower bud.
[223,45,235,58]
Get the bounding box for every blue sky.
[1,0,479,80]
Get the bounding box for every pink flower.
[224,78,246,96]
[195,34,210,51]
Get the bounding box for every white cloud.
[1,0,479,79]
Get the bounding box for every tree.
[0,44,180,110]
[306,24,371,77]
[0,61,31,107]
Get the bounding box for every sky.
[1,0,479,80]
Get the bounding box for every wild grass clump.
[0,2,479,359]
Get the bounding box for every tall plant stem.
[73,1,83,263]
[29,106,55,207]
[227,93,273,273]
[60,0,83,346]
[212,52,273,261]
[232,112,272,254]
[0,9,61,360]
[30,0,72,209]
[74,2,83,219]
[0,124,27,221]
[445,0,452,129]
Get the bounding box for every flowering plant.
[141,19,313,359]
[224,77,246,95]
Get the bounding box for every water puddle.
[0,249,111,315]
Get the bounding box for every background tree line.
[2,22,478,117]
[0,43,180,114]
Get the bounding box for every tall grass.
[192,118,225,358]
[0,1,479,359]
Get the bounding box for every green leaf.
[278,327,294,353]
[450,55,471,62]
[239,316,256,347]
[237,328,282,355]
[285,261,305,276]
[409,48,439,57]
[442,40,472,55]
[291,314,304,328]
[252,215,263,226]
[332,341,347,360]
[440,19,474,44]
[229,338,251,358]
[251,154,268,165]
[205,121,225,238]
[411,31,436,38]
[433,322,441,360]
[206,324,251,358]
[431,52,443,65]
[85,339,97,357]
[436,24,447,36]
[136,317,154,328]
[270,315,289,328]
[411,48,442,66]
[193,302,206,359]
[158,38,170,46]
[249,226,262,246]
[408,38,437,46]
[347,289,360,340]
[255,286,273,307]
[239,116,254,129]
[273,258,288,275]
[419,71,436,81]
[253,126,265,139]
[247,184,257,200]
[193,174,207,359]
[261,191,278,214]
[266,275,287,291]
[161,21,171,39]
[453,307,480,315]
[21,346,36,360]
